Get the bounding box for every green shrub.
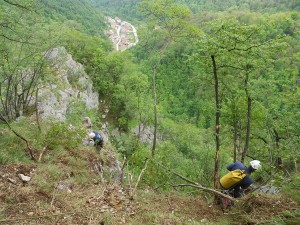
[282,172,300,204]
[45,122,85,150]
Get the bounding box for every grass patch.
[0,125,32,164]
[32,164,64,192]
[0,211,4,221]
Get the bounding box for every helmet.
[88,132,95,139]
[250,160,261,170]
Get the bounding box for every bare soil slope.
[0,159,299,224]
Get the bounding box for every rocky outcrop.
[37,47,99,122]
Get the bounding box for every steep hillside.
[90,0,299,22]
[0,153,299,224]
[39,0,106,35]
[1,1,300,224]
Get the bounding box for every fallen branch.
[38,144,49,162]
[149,158,234,201]
[167,193,173,209]
[127,173,133,192]
[153,159,200,186]
[130,159,148,200]
[0,113,36,161]
[95,162,105,183]
[119,155,127,184]
[174,184,234,201]
[7,178,18,185]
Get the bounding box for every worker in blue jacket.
[88,130,103,150]
[227,160,262,198]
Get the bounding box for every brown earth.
[0,163,299,225]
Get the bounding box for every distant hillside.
[90,0,143,22]
[177,0,300,13]
[91,0,299,21]
[39,0,106,35]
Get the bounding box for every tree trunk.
[241,72,251,163]
[195,108,200,127]
[35,88,41,131]
[151,40,171,159]
[233,119,238,162]
[211,55,220,190]
[151,67,158,158]
[149,40,172,185]
[273,129,283,168]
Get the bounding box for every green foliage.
[66,101,101,129]
[91,0,299,22]
[91,50,126,95]
[113,132,143,159]
[39,0,106,35]
[91,0,144,22]
[0,0,56,121]
[122,118,231,189]
[139,0,192,32]
[0,0,38,42]
[0,118,39,164]
[44,122,85,150]
[61,28,112,62]
[128,140,215,189]
[176,0,299,13]
[0,130,31,164]
[112,71,152,130]
[0,115,87,164]
[126,2,300,191]
[282,172,300,204]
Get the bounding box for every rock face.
[38,47,99,122]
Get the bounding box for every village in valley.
[106,17,139,51]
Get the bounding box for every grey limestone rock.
[37,47,99,122]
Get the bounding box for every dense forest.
[0,0,299,224]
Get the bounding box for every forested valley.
[0,0,299,224]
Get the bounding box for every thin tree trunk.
[130,159,148,200]
[195,109,200,127]
[35,88,41,131]
[152,158,234,201]
[150,40,171,184]
[211,55,220,190]
[151,40,171,158]
[233,119,238,162]
[237,121,243,155]
[241,72,251,163]
[119,156,127,184]
[14,83,19,117]
[151,66,158,158]
[5,76,12,119]
[273,129,283,168]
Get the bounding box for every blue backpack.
[93,130,102,143]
